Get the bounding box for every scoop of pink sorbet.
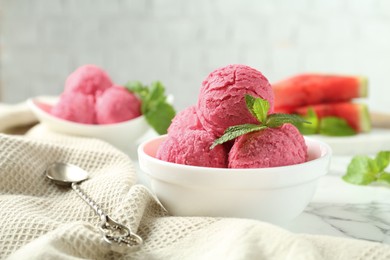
[51,92,96,124]
[95,85,141,124]
[167,105,204,134]
[228,124,307,168]
[65,64,113,95]
[197,64,274,137]
[157,130,228,168]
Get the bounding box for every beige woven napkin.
[0,104,390,259]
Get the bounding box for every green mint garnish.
[319,117,356,136]
[266,113,309,128]
[295,108,319,135]
[210,124,266,149]
[245,95,269,123]
[210,94,310,149]
[342,151,390,186]
[125,81,176,135]
[296,108,356,136]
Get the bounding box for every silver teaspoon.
[45,162,143,253]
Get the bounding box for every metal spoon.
[45,162,143,253]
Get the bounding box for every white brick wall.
[1,0,390,113]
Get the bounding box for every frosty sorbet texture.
[51,65,141,124]
[96,86,141,124]
[51,91,96,124]
[157,130,228,168]
[156,64,307,169]
[65,64,113,95]
[228,124,307,168]
[197,64,274,136]
[167,106,203,134]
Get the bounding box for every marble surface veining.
[287,202,390,244]
[285,154,390,244]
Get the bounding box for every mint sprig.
[319,117,356,136]
[125,81,176,135]
[342,151,390,186]
[296,108,356,136]
[295,108,319,135]
[266,113,308,128]
[245,95,269,123]
[210,124,266,149]
[210,94,310,149]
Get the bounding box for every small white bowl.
[28,96,150,156]
[138,135,332,224]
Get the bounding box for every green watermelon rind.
[359,76,369,98]
[359,103,371,133]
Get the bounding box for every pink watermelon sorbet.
[197,64,274,137]
[167,105,203,134]
[229,124,307,168]
[158,105,228,168]
[96,85,141,124]
[157,130,228,168]
[51,91,96,124]
[156,64,307,169]
[65,64,113,96]
[51,65,141,124]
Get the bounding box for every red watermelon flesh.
[275,102,371,133]
[273,74,368,109]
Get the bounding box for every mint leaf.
[125,81,150,113]
[125,81,176,135]
[342,155,378,185]
[296,108,319,135]
[145,102,176,135]
[245,94,270,123]
[253,98,270,123]
[245,94,256,118]
[378,172,390,185]
[266,113,311,128]
[375,151,390,172]
[148,82,166,105]
[125,81,149,101]
[342,150,390,186]
[210,124,266,149]
[319,117,356,136]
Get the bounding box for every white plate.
[309,129,390,156]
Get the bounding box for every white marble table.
[135,155,390,245]
[286,156,390,244]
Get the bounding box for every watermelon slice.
[276,102,371,133]
[273,74,368,109]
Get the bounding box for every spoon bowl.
[46,162,89,185]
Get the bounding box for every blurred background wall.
[1,0,389,112]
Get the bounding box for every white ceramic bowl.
[138,135,332,224]
[28,96,150,156]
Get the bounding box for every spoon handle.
[70,183,143,252]
[71,182,106,219]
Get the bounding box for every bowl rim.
[138,134,332,174]
[27,96,145,129]
[138,134,332,189]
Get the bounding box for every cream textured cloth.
[1,104,390,259]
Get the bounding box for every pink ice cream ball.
[64,64,113,96]
[197,64,274,137]
[95,85,141,124]
[51,91,96,124]
[228,124,307,168]
[167,105,204,134]
[156,130,228,168]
